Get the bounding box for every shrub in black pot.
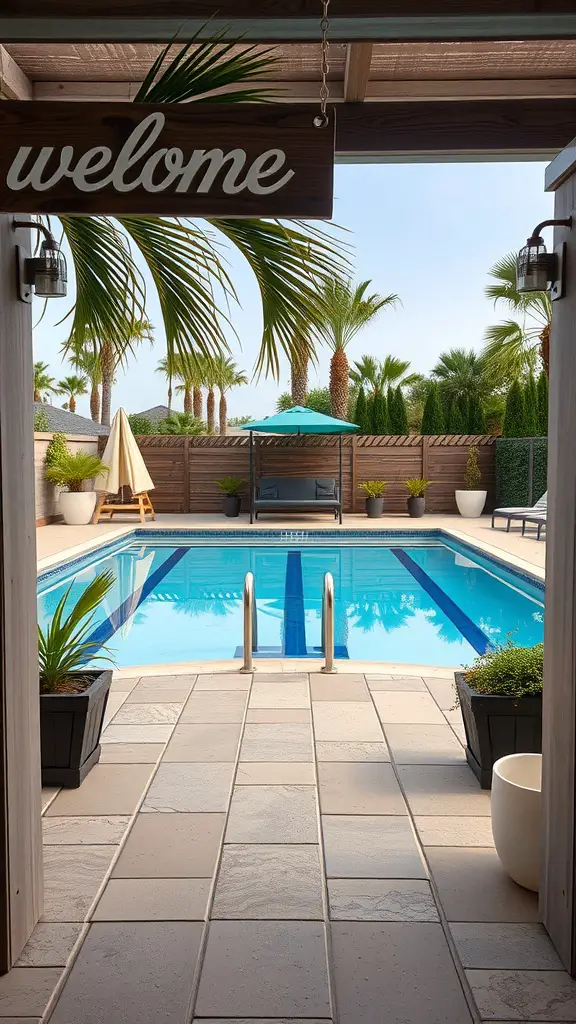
[216,475,246,518]
[456,640,543,789]
[39,570,116,787]
[405,477,430,518]
[359,480,386,518]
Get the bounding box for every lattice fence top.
[132,433,496,448]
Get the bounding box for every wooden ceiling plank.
[33,80,346,102]
[0,46,32,100]
[344,43,374,102]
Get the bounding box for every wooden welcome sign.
[0,102,335,218]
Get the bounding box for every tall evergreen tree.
[537,370,548,436]
[502,380,527,437]
[524,373,539,437]
[394,387,409,434]
[372,389,388,434]
[366,393,375,435]
[420,383,445,435]
[468,394,486,433]
[447,398,466,434]
[386,386,395,429]
[354,386,370,434]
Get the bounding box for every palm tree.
[174,354,206,418]
[483,252,551,378]
[156,354,176,411]
[99,319,154,427]
[290,335,311,406]
[33,361,57,403]
[69,341,102,422]
[350,354,414,395]
[56,374,88,414]
[431,348,491,403]
[213,357,249,435]
[46,38,344,395]
[158,412,206,435]
[203,358,218,434]
[314,279,399,419]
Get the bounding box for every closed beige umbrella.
[92,408,155,524]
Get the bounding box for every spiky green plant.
[216,476,246,497]
[38,571,116,693]
[359,480,386,498]
[45,451,107,492]
[405,478,430,497]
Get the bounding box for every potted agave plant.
[405,478,430,518]
[46,450,108,525]
[39,570,116,787]
[216,476,246,518]
[455,444,487,518]
[359,480,386,518]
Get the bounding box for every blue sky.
[33,160,553,421]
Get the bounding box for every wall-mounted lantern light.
[517,217,571,300]
[13,219,67,302]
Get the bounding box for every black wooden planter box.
[40,670,112,788]
[455,671,542,789]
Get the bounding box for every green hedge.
[495,437,547,508]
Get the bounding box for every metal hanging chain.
[314,0,331,127]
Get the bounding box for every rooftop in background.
[34,402,109,436]
[132,405,172,423]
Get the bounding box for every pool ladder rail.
[240,570,337,674]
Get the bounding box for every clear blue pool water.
[37,532,544,668]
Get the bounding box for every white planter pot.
[455,489,487,518]
[59,490,97,526]
[491,753,542,891]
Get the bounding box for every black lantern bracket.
[12,218,67,303]
[517,217,572,301]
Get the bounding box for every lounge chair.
[521,510,547,540]
[491,492,547,531]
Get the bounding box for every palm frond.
[483,321,538,382]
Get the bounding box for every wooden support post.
[0,216,43,969]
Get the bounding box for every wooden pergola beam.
[344,43,374,102]
[0,47,32,100]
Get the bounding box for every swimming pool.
[37,531,544,668]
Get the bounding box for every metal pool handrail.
[321,571,337,674]
[241,571,257,673]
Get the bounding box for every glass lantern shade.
[517,236,555,293]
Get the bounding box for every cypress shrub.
[447,398,466,434]
[468,394,486,433]
[354,387,370,434]
[391,386,409,434]
[372,389,388,434]
[45,431,70,468]
[537,370,548,436]
[502,380,527,437]
[420,383,445,435]
[524,374,539,437]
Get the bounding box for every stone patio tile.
[142,763,234,813]
[331,922,473,1023]
[310,675,370,701]
[328,879,438,922]
[45,764,154,816]
[385,724,466,765]
[0,969,62,1017]
[315,740,389,762]
[195,673,251,691]
[254,673,309,683]
[212,844,323,919]
[467,969,576,1020]
[366,675,426,691]
[92,877,210,921]
[195,921,331,1018]
[163,723,241,762]
[240,723,313,761]
[133,674,197,689]
[451,923,563,969]
[43,815,130,845]
[373,691,446,725]
[322,815,426,878]
[103,692,129,726]
[48,922,203,1024]
[426,847,539,922]
[312,702,383,741]
[112,703,183,725]
[423,676,458,709]
[246,708,310,723]
[226,786,318,843]
[125,683,193,704]
[236,762,315,785]
[398,765,491,816]
[180,690,247,723]
[99,742,164,763]
[16,923,82,967]
[110,676,140,692]
[113,812,225,877]
[317,761,406,814]
[249,681,309,708]
[42,845,116,922]
[415,815,494,847]
[102,724,174,744]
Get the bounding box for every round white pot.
[59,490,97,526]
[491,753,542,891]
[455,490,487,518]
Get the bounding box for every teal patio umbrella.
[242,406,358,524]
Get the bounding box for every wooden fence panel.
[355,440,422,512]
[427,435,495,513]
[135,436,187,512]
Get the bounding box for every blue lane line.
[390,547,493,655]
[283,550,307,656]
[84,547,189,656]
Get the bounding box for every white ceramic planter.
[455,489,487,518]
[491,752,542,891]
[59,490,97,526]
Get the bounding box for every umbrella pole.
[249,431,254,525]
[338,433,343,525]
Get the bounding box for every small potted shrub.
[46,450,107,525]
[405,478,430,518]
[359,480,386,518]
[455,639,542,789]
[455,444,487,518]
[216,476,246,518]
[39,570,115,787]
